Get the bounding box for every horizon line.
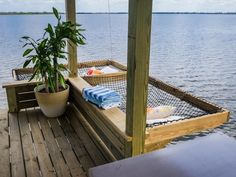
[0,11,236,15]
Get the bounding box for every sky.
[0,0,236,12]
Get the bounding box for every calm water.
[0,14,236,138]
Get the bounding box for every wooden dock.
[0,108,109,177]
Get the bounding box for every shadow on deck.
[0,107,109,177]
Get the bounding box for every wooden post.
[126,0,153,156]
[6,87,18,112]
[65,0,78,77]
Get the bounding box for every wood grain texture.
[126,0,153,156]
[110,60,127,71]
[69,77,130,141]
[66,106,107,166]
[6,87,18,112]
[69,77,132,159]
[18,100,38,110]
[49,118,86,177]
[65,0,78,77]
[70,104,117,161]
[36,109,71,177]
[17,91,35,101]
[2,80,38,88]
[27,109,56,177]
[58,116,95,171]
[145,111,230,150]
[9,112,26,177]
[70,91,126,156]
[18,110,40,177]
[1,108,112,176]
[0,109,10,177]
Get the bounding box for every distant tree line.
[0,12,236,15]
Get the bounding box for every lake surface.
[0,14,236,139]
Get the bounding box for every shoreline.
[0,12,236,15]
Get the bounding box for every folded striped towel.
[82,86,121,109]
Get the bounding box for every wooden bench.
[2,80,39,112]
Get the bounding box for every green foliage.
[21,7,86,93]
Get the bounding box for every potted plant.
[21,7,85,117]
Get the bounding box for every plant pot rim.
[34,84,70,94]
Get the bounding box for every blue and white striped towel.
[82,86,121,109]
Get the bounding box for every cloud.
[0,0,65,12]
[154,0,236,12]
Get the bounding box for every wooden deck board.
[59,116,95,171]
[18,110,40,177]
[66,106,107,166]
[49,118,87,177]
[36,109,71,177]
[0,109,10,177]
[9,112,26,177]
[27,108,56,177]
[0,108,108,177]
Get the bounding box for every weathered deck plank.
[66,106,107,166]
[36,109,71,177]
[0,109,10,177]
[9,112,26,177]
[59,116,95,171]
[27,109,56,177]
[18,110,40,177]
[49,118,87,177]
[0,108,109,177]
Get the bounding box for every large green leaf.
[53,7,59,19]
[23,59,31,68]
[23,48,33,57]
[59,74,66,89]
[46,24,54,35]
[21,36,30,40]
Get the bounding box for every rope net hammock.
[12,60,220,128]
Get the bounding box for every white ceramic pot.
[34,84,69,118]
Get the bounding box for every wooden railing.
[2,80,38,112]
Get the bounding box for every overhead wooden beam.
[126,0,153,156]
[65,0,78,77]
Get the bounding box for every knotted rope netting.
[13,62,212,128]
[83,74,209,128]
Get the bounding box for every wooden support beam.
[126,0,153,156]
[6,87,18,112]
[65,0,78,77]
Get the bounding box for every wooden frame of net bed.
[4,59,229,159]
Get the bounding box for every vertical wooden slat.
[66,107,107,166]
[49,118,86,177]
[9,112,26,177]
[6,87,18,112]
[126,0,153,156]
[0,110,10,177]
[36,110,71,177]
[18,110,41,177]
[58,116,95,171]
[27,109,56,177]
[65,0,78,77]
